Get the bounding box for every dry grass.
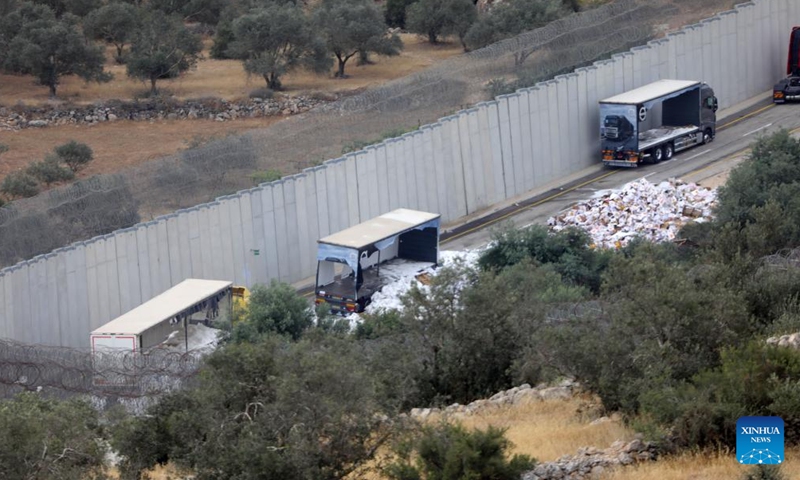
[601,447,800,480]
[0,117,280,181]
[429,396,634,463]
[0,34,462,106]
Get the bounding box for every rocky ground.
[0,95,330,131]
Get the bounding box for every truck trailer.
[773,26,800,103]
[315,209,440,315]
[600,79,718,167]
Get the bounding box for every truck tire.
[702,129,713,145]
[665,143,674,160]
[652,146,663,163]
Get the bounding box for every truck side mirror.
[706,96,718,112]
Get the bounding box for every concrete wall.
[2,0,798,348]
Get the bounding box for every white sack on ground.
[547,178,717,249]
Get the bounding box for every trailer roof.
[91,279,232,336]
[600,79,700,105]
[318,208,440,250]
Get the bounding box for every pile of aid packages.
[547,178,717,249]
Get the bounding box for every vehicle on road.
[773,26,800,103]
[600,79,718,167]
[315,208,440,315]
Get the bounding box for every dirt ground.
[0,34,462,187]
[0,34,462,105]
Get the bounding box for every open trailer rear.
[315,209,440,314]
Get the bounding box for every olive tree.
[313,0,402,78]
[228,2,330,90]
[126,9,202,95]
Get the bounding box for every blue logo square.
[737,416,784,465]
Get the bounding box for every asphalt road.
[441,101,800,253]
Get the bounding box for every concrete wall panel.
[484,102,507,203]
[717,12,736,107]
[344,154,361,224]
[259,183,280,283]
[505,94,526,196]
[526,88,544,186]
[366,147,383,219]
[421,127,440,214]
[84,239,100,328]
[187,209,202,279]
[238,190,256,286]
[155,219,173,290]
[282,178,302,283]
[355,151,372,221]
[495,97,517,198]
[515,91,534,192]
[135,225,152,300]
[556,79,570,178]
[114,230,132,314]
[64,247,83,346]
[383,141,399,212]
[173,211,191,281]
[535,84,554,183]
[312,167,331,239]
[374,145,390,214]
[299,171,320,272]
[447,116,468,218]
[428,124,451,220]
[3,269,16,341]
[271,182,290,281]
[411,132,429,212]
[467,109,488,210]
[143,222,160,300]
[194,206,212,279]
[227,196,247,285]
[26,259,44,343]
[575,68,591,169]
[44,254,61,344]
[456,112,476,213]
[104,235,122,318]
[248,190,269,285]
[565,74,581,171]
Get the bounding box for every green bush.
[54,140,94,172]
[230,280,314,342]
[742,465,788,480]
[384,422,535,480]
[478,224,613,293]
[250,169,282,185]
[385,0,418,28]
[1,171,40,199]
[26,155,75,186]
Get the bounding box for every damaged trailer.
[315,209,440,314]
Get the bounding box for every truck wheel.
[652,147,663,163]
[665,143,674,160]
[702,129,713,145]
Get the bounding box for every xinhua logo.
[736,416,784,465]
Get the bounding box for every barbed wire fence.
[0,337,211,413]
[0,0,743,268]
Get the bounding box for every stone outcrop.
[0,95,330,131]
[409,379,579,420]
[522,437,658,480]
[767,332,800,349]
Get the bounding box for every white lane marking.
[743,123,773,137]
[685,149,711,161]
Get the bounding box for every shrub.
[1,171,40,199]
[250,169,282,185]
[478,224,613,293]
[384,422,535,480]
[742,466,788,480]
[230,280,314,342]
[26,155,75,186]
[54,140,94,172]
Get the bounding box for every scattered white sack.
[547,178,717,249]
[344,248,483,325]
